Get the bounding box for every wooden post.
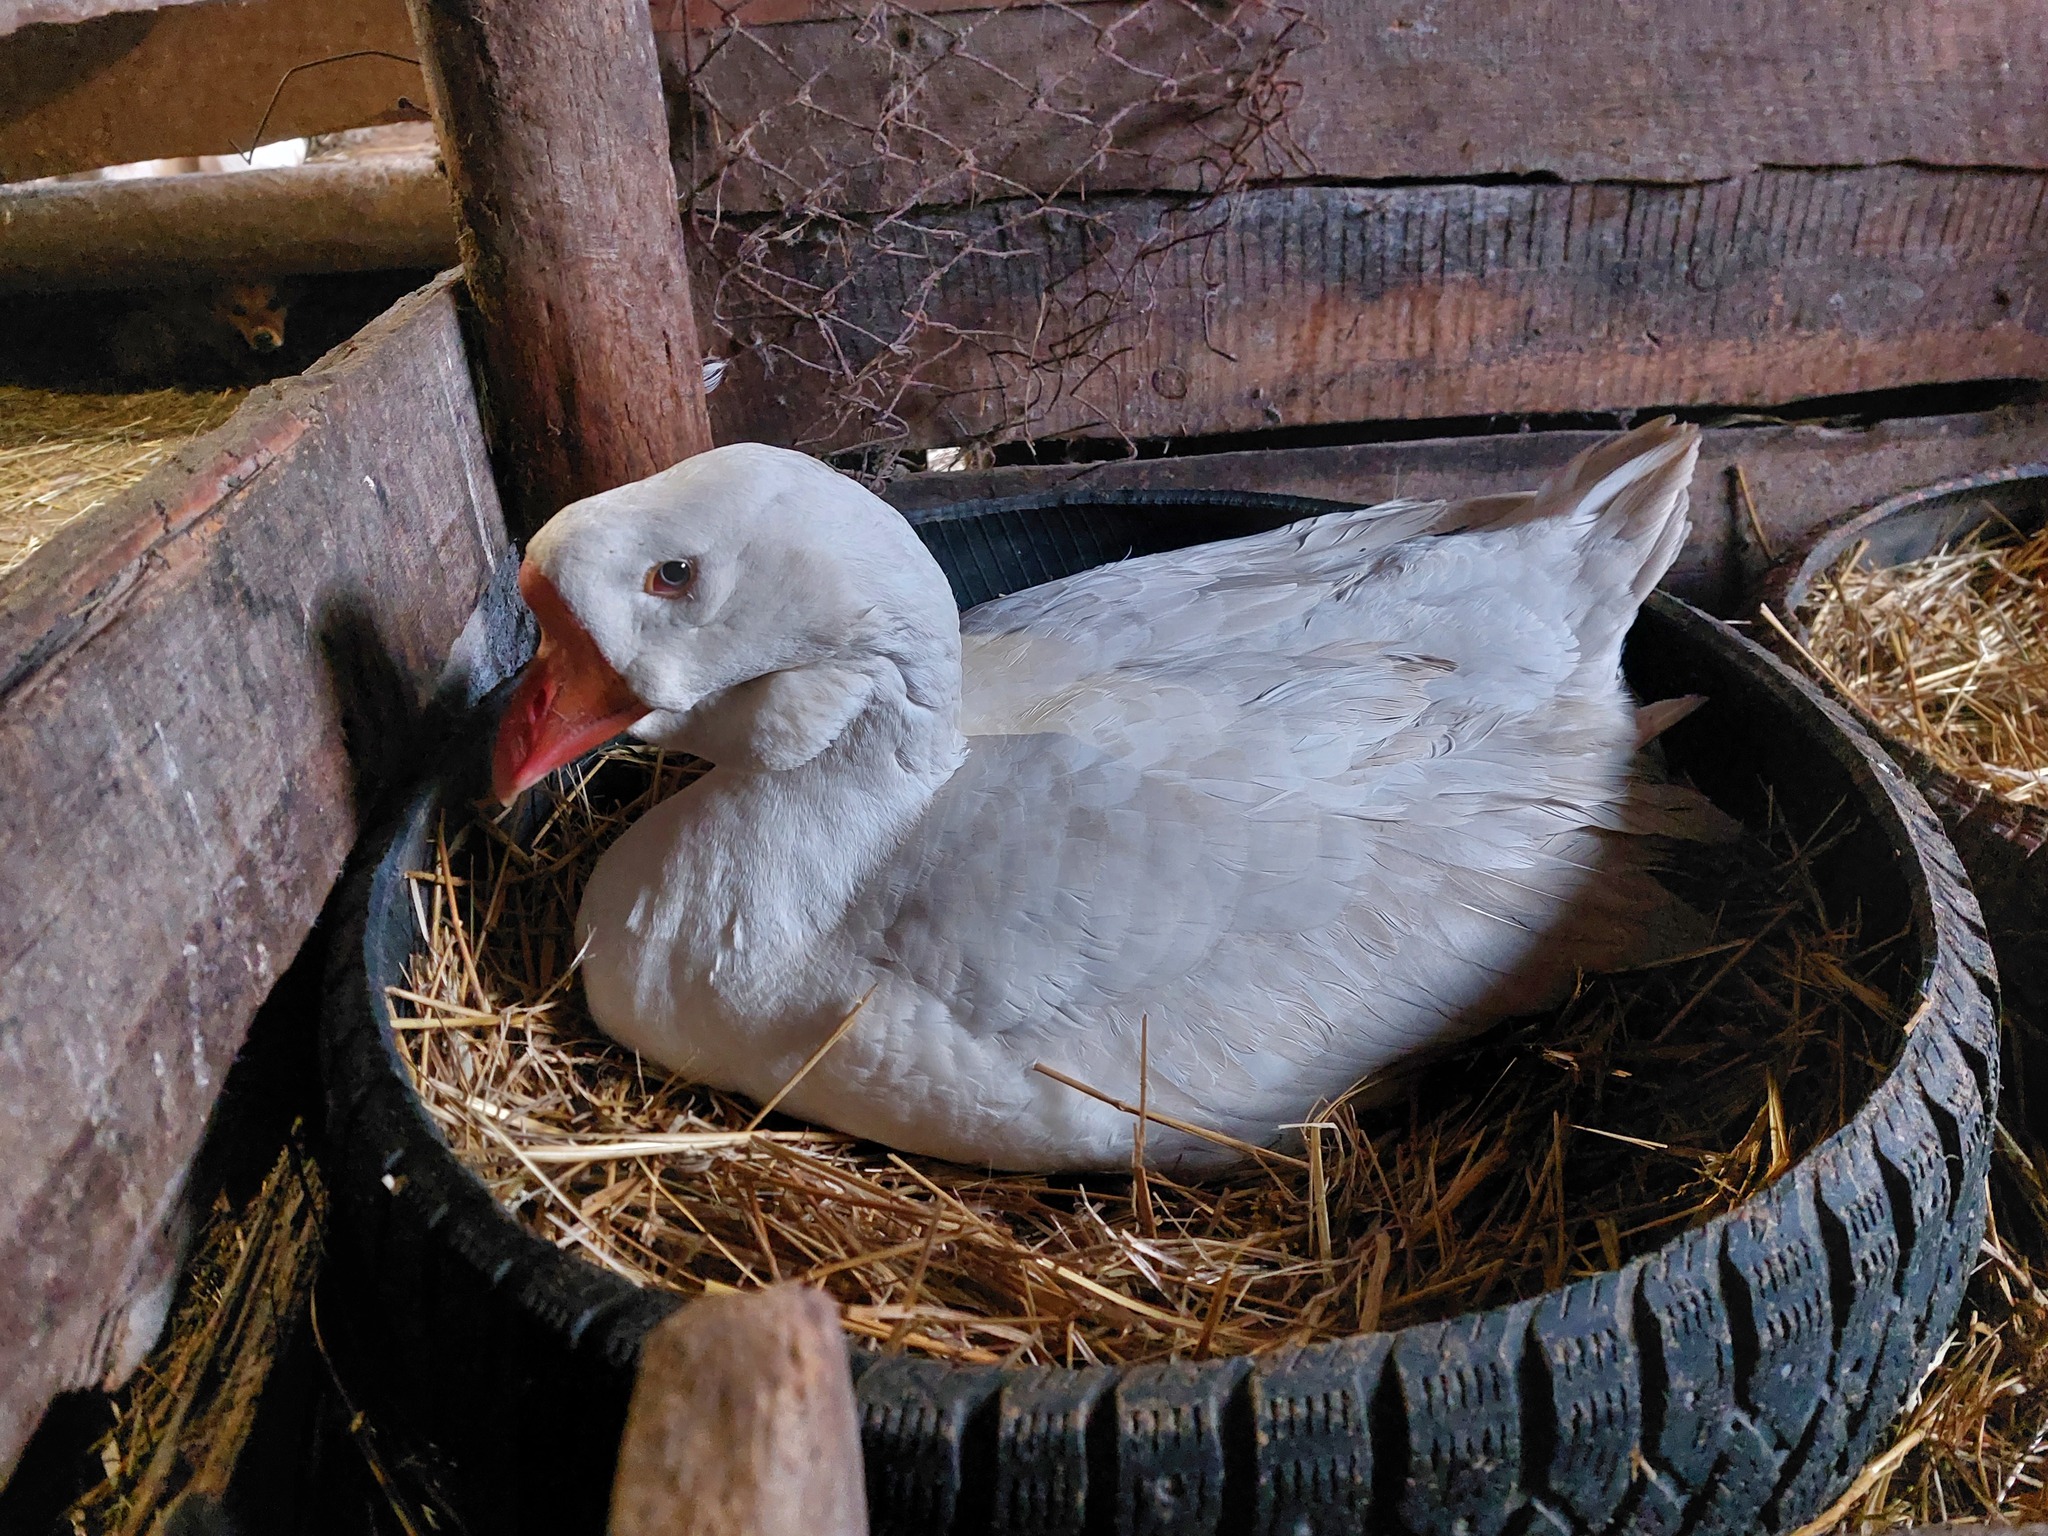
[403,0,715,533]
[610,1286,868,1536]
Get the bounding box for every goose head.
[491,444,962,802]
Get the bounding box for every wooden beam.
[882,397,2048,617]
[649,0,1042,30]
[0,155,457,291]
[0,272,507,1477]
[407,0,714,532]
[0,0,425,182]
[11,0,2042,201]
[9,163,2030,448]
[610,1286,867,1536]
[662,0,2048,214]
[699,169,2048,451]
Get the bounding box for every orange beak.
[490,565,647,803]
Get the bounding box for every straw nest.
[0,386,243,579]
[393,746,1908,1369]
[1790,513,2048,807]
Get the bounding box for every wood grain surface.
[406,0,714,531]
[0,273,507,1476]
[702,169,2048,449]
[9,0,2041,193]
[664,0,2048,213]
[0,0,424,180]
[0,154,456,290]
[883,396,2048,617]
[610,1286,867,1536]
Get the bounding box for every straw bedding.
[65,1138,323,1536]
[392,747,1906,1367]
[374,740,2048,1528]
[1794,515,2048,807]
[0,386,243,579]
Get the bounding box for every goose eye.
[646,559,696,597]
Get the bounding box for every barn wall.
[7,0,2043,451]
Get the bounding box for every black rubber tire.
[1759,462,2048,1118]
[320,487,1999,1536]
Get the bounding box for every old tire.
[321,487,1999,1536]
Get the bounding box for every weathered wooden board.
[0,154,455,290]
[884,396,2048,615]
[665,0,2048,214]
[9,0,2042,192]
[703,169,2048,450]
[610,1287,866,1536]
[407,0,713,532]
[9,160,2037,452]
[0,0,423,181]
[0,271,507,1475]
[648,0,1042,30]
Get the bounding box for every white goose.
[491,420,1713,1172]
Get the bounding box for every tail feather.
[1527,417,1700,658]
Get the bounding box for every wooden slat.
[702,169,2048,450]
[12,162,2033,445]
[0,0,423,182]
[0,272,507,1475]
[0,154,456,290]
[10,0,2043,195]
[882,397,2048,616]
[664,0,2048,214]
[648,0,1044,31]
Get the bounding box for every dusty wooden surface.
[704,169,2048,450]
[885,398,2048,617]
[610,1286,867,1536]
[11,160,2037,448]
[408,0,713,531]
[11,0,2040,196]
[664,0,2048,213]
[0,154,455,290]
[0,272,506,1477]
[0,0,424,182]
[12,159,2035,447]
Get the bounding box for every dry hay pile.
[1816,1134,2048,1531]
[1794,514,2048,807]
[65,1138,323,1536]
[0,386,243,579]
[392,746,1907,1369]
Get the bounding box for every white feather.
[536,421,1709,1172]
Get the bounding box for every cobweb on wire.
[657,0,1316,476]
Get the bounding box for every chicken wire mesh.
[656,0,1316,468]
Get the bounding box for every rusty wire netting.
[656,0,1317,467]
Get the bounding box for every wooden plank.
[406,0,714,531]
[883,397,2048,616]
[701,169,2048,451]
[0,0,423,181]
[11,163,2030,449]
[0,271,507,1476]
[0,154,456,290]
[12,0,2042,199]
[649,0,1044,31]
[663,0,2048,214]
[610,1286,866,1536]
